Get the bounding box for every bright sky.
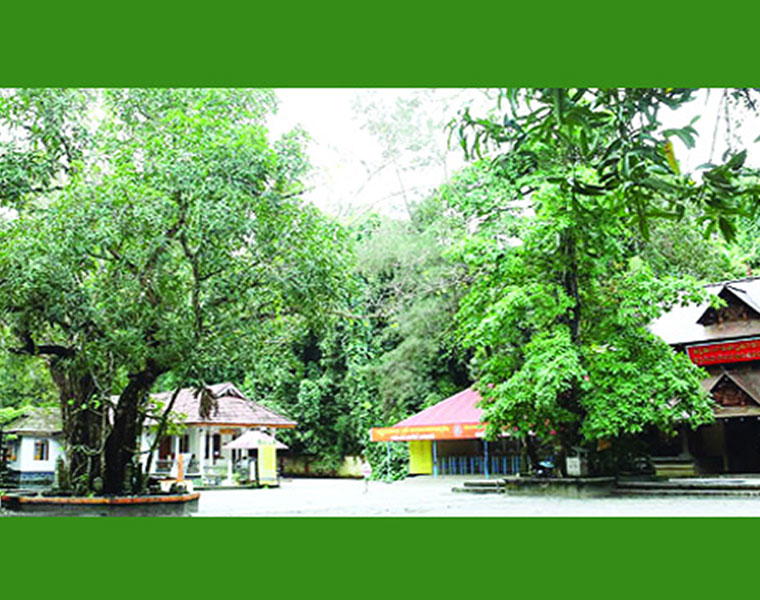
[268,89,488,220]
[268,89,760,219]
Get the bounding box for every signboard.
[370,423,487,442]
[686,338,760,366]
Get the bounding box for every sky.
[267,89,760,220]
[268,89,489,220]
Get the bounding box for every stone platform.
[0,491,200,516]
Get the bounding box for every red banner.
[687,338,760,366]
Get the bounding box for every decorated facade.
[650,277,760,473]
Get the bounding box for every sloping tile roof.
[150,382,296,428]
[393,387,483,427]
[4,406,62,435]
[650,277,760,345]
[700,368,760,418]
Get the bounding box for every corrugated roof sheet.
[393,387,484,428]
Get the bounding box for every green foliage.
[0,88,348,493]
[446,90,748,468]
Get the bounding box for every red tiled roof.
[393,387,483,427]
[150,383,296,428]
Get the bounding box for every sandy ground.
[193,475,760,517]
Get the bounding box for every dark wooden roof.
[702,368,760,418]
[650,277,760,345]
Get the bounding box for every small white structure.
[223,429,288,485]
[2,407,63,485]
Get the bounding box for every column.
[198,428,205,480]
[433,440,438,478]
[484,439,489,479]
[225,434,234,485]
[171,435,180,478]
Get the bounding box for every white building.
[141,382,296,484]
[1,382,296,487]
[2,406,63,485]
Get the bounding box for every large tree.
[0,89,346,494]
[449,88,760,473]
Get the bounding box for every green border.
[4,517,760,593]
[2,3,757,86]
[3,3,759,595]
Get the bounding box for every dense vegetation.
[1,88,759,489]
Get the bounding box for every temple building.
[649,277,760,474]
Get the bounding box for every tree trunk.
[49,363,101,494]
[103,361,162,495]
[524,435,541,472]
[558,219,584,476]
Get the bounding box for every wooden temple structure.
[649,277,760,473]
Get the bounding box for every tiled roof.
[4,406,62,434]
[700,368,760,418]
[150,382,296,428]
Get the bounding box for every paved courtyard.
[194,475,760,517]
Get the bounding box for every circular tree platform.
[0,492,200,516]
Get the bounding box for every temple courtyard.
[193,475,760,517]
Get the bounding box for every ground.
[193,475,760,517]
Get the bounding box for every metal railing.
[437,455,521,476]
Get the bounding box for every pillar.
[484,439,489,479]
[433,440,438,477]
[199,428,206,480]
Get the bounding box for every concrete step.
[462,480,503,488]
[611,487,760,497]
[617,480,760,491]
[452,486,502,494]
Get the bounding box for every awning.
[223,430,288,450]
[370,387,492,442]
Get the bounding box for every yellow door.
[409,440,433,474]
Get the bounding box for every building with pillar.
[142,382,296,484]
[370,387,521,477]
[1,382,295,487]
[648,277,760,474]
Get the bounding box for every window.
[158,436,172,459]
[34,439,49,461]
[180,434,190,453]
[4,440,17,462]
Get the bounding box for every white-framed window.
[34,439,49,461]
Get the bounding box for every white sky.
[268,89,760,220]
[268,89,489,220]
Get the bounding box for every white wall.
[13,435,62,473]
